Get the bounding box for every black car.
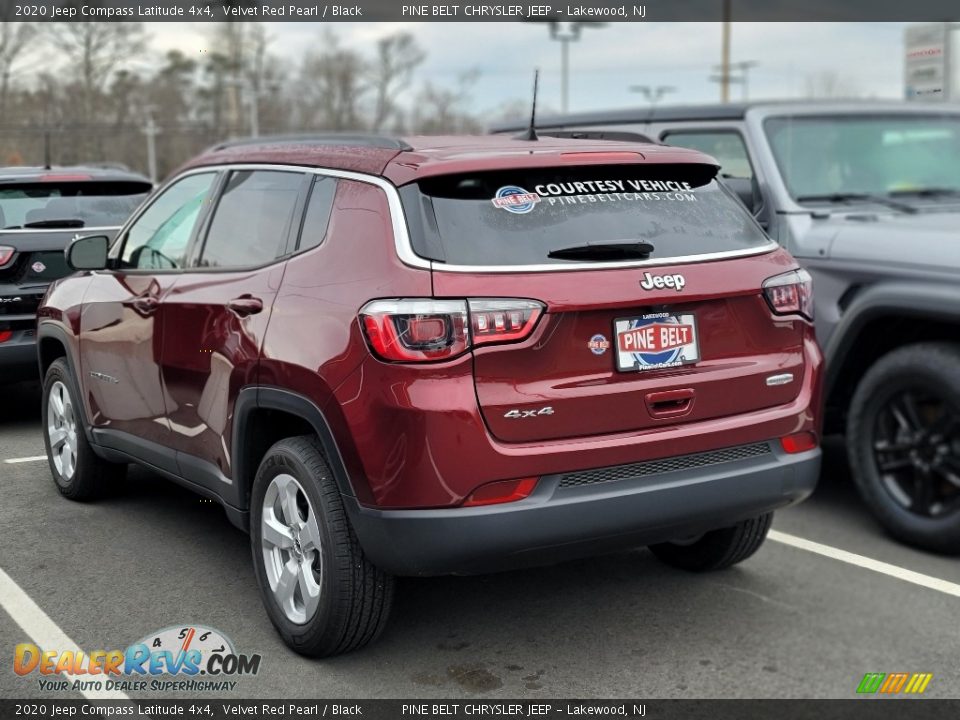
[0,166,151,381]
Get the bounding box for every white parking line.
[4,456,46,464]
[0,568,131,700]
[769,530,960,599]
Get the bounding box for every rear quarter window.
[402,164,770,267]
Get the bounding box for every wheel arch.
[824,282,960,422]
[36,322,96,444]
[232,387,360,520]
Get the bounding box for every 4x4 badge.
[640,272,686,291]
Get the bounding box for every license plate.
[614,312,700,372]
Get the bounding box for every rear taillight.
[0,330,12,343]
[0,246,14,267]
[763,269,813,320]
[360,298,544,363]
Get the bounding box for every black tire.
[41,358,126,501]
[250,435,394,657]
[847,343,960,554]
[649,513,773,571]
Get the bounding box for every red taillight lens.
[781,431,818,454]
[360,298,544,363]
[0,246,14,267]
[0,330,12,343]
[360,299,468,362]
[463,477,538,507]
[763,269,813,320]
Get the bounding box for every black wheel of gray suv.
[649,513,773,571]
[847,343,960,554]
[250,435,394,657]
[41,358,126,500]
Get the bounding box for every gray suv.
[493,102,960,552]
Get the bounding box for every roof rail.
[210,133,413,152]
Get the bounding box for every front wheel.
[42,358,126,500]
[649,513,773,571]
[250,436,394,657]
[847,343,960,553]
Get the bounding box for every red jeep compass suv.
[38,134,822,656]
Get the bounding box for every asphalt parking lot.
[1,379,958,700]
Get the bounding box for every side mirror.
[66,235,109,271]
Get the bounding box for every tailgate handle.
[646,388,695,418]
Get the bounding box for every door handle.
[645,388,695,418]
[130,295,159,315]
[227,295,263,317]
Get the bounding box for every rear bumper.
[345,442,820,576]
[0,332,39,381]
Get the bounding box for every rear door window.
[0,180,150,230]
[403,164,770,267]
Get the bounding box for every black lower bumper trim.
[344,444,821,576]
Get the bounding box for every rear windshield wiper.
[795,193,918,214]
[548,241,655,261]
[21,218,86,229]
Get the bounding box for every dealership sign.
[904,23,953,101]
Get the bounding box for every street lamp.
[629,85,676,106]
[541,21,606,113]
[710,60,759,102]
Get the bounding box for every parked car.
[38,134,822,655]
[0,166,151,381]
[493,102,960,553]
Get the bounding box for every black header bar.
[5,0,960,22]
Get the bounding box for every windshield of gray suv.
[764,114,960,204]
[402,163,771,267]
[0,180,151,229]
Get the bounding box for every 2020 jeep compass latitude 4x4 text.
[38,135,823,656]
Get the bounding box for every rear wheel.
[42,358,126,500]
[847,343,960,553]
[250,436,394,657]
[649,513,773,571]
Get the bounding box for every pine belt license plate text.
[614,313,700,372]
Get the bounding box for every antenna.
[514,69,540,141]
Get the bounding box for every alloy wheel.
[47,380,78,481]
[872,388,960,518]
[261,473,323,624]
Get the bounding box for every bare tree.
[412,69,482,134]
[368,32,425,131]
[0,20,37,113]
[48,20,148,121]
[804,71,861,99]
[298,31,368,131]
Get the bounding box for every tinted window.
[198,170,303,269]
[764,114,960,199]
[121,173,215,270]
[663,132,753,179]
[0,180,150,230]
[298,177,337,251]
[404,164,770,267]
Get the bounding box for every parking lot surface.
[1,380,958,700]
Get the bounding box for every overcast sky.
[148,22,912,116]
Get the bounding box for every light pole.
[629,84,676,106]
[542,22,606,113]
[141,106,160,183]
[710,60,759,102]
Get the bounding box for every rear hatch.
[0,176,149,339]
[403,162,810,443]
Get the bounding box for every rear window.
[0,180,150,230]
[402,164,770,267]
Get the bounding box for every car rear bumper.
[0,331,39,381]
[344,442,820,576]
